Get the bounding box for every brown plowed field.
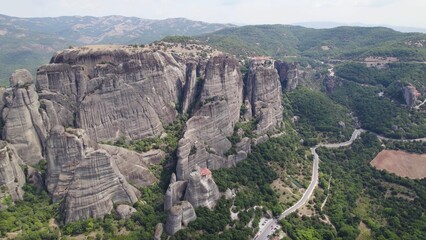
[371,150,426,179]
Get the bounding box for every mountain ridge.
[0,14,234,85]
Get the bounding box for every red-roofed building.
[200,168,211,176]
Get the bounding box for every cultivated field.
[371,150,426,179]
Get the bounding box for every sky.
[1,0,425,28]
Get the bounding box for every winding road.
[255,128,426,239]
[256,129,364,239]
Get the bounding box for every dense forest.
[317,134,426,239]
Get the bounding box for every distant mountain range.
[196,25,426,61]
[0,14,234,85]
[293,21,426,34]
[1,14,426,86]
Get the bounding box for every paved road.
[319,129,365,148]
[254,218,280,240]
[254,128,426,239]
[278,129,364,220]
[255,129,365,239]
[278,146,319,220]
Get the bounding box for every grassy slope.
[197,25,426,61]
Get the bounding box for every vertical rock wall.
[246,59,283,135]
[45,126,139,223]
[2,69,47,165]
[0,141,25,208]
[176,56,243,180]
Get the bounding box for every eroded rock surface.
[164,173,188,211]
[403,85,420,108]
[116,204,137,219]
[36,46,187,142]
[176,56,243,180]
[154,223,164,240]
[165,201,196,235]
[45,126,139,223]
[100,144,161,188]
[0,141,25,208]
[184,168,220,209]
[2,69,47,165]
[247,59,283,135]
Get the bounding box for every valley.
[0,15,426,240]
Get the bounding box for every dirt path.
[320,174,332,211]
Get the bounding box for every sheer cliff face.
[36,46,186,142]
[176,56,243,180]
[2,69,47,165]
[46,126,139,223]
[0,141,25,208]
[0,45,285,223]
[247,60,283,135]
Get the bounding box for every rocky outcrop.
[45,126,139,223]
[26,166,44,190]
[403,85,420,108]
[36,46,187,142]
[184,169,220,209]
[2,69,47,165]
[247,59,283,135]
[100,144,162,188]
[154,223,163,240]
[116,204,137,219]
[165,201,196,235]
[275,61,321,91]
[0,141,25,208]
[176,56,243,180]
[164,173,188,211]
[165,204,183,235]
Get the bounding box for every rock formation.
[2,69,47,165]
[116,204,137,219]
[100,144,162,188]
[45,126,139,223]
[275,61,302,91]
[403,85,420,108]
[36,46,186,142]
[176,55,243,180]
[184,168,220,209]
[0,141,25,208]
[164,173,188,211]
[247,59,283,135]
[154,223,164,240]
[165,201,196,235]
[0,44,288,225]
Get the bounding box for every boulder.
[224,188,236,200]
[9,69,33,88]
[154,223,163,240]
[116,204,137,219]
[26,166,44,190]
